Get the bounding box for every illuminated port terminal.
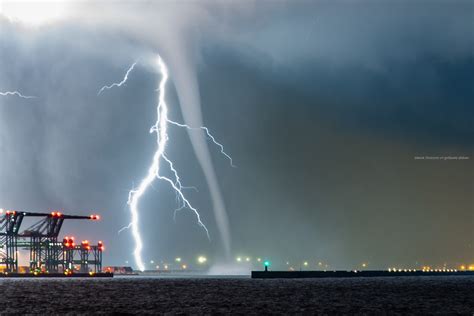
[0,209,111,277]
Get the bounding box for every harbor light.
[264,260,271,271]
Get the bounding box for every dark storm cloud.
[0,1,472,269]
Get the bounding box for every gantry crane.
[0,210,103,273]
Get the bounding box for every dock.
[252,270,474,279]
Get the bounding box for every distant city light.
[175,257,181,262]
[182,264,187,270]
[303,261,308,266]
[257,258,261,262]
[245,257,250,262]
[197,256,207,264]
[236,257,242,262]
[150,260,154,264]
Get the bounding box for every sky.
[0,0,473,271]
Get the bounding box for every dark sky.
[0,0,472,270]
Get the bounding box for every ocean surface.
[0,275,472,314]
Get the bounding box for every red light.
[51,211,56,217]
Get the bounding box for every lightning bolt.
[102,57,234,272]
[167,119,235,167]
[97,62,137,95]
[0,91,36,99]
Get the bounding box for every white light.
[245,257,250,262]
[197,256,207,264]
[236,257,242,262]
[0,0,67,26]
[175,257,181,262]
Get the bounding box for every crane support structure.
[0,210,103,273]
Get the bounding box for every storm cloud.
[0,0,472,269]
